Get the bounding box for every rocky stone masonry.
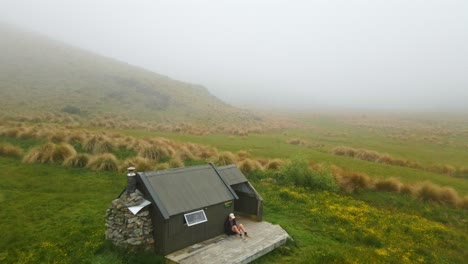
[105,189,155,252]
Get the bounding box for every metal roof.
[138,164,238,219]
[217,164,249,185]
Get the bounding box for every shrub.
[280,157,339,192]
[63,153,90,168]
[87,153,118,171]
[216,151,237,166]
[0,143,22,157]
[374,178,402,193]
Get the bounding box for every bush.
[415,182,460,206]
[0,143,22,157]
[280,157,339,192]
[87,153,119,171]
[335,172,372,194]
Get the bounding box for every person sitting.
[224,213,248,238]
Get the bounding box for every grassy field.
[1,113,467,263]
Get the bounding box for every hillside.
[0,24,257,123]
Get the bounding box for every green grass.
[251,179,467,263]
[0,156,163,263]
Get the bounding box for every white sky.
[1,0,467,111]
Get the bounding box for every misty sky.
[1,0,467,111]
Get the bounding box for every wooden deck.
[166,219,289,264]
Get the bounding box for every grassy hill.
[0,23,256,123]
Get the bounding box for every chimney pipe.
[126,166,136,196]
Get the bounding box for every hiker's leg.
[231,225,241,234]
[238,223,247,233]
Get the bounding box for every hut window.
[184,210,207,226]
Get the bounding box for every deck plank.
[166,219,289,264]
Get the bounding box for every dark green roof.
[217,164,249,185]
[139,164,238,219]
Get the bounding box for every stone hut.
[105,163,263,255]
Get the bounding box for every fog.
[1,0,467,111]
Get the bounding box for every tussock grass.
[236,150,250,161]
[415,182,460,206]
[137,144,172,162]
[265,159,282,171]
[84,136,115,154]
[374,178,402,193]
[216,151,237,166]
[175,146,196,162]
[169,156,184,168]
[0,143,22,157]
[63,153,90,168]
[331,166,372,193]
[120,157,154,172]
[237,158,263,175]
[23,142,76,164]
[156,162,170,170]
[87,153,119,171]
[287,138,305,145]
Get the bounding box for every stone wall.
[105,189,155,252]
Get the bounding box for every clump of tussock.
[48,130,68,143]
[265,159,283,171]
[87,153,119,171]
[237,158,263,175]
[120,157,155,172]
[17,127,38,139]
[23,142,76,164]
[331,166,372,193]
[0,143,23,157]
[216,151,237,166]
[374,178,402,193]
[175,146,196,162]
[138,144,172,162]
[169,156,184,168]
[287,138,305,145]
[196,146,218,161]
[156,162,170,170]
[63,153,91,168]
[428,164,457,177]
[66,132,86,145]
[236,151,250,161]
[400,184,416,196]
[415,182,460,206]
[84,135,115,154]
[355,150,381,162]
[458,196,468,210]
[332,146,358,157]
